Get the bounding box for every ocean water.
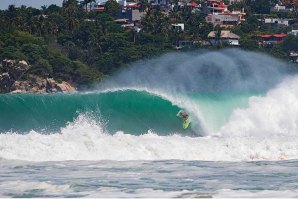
[2,160,298,198]
[1,49,298,197]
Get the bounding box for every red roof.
[273,34,287,38]
[211,2,225,6]
[259,34,287,38]
[219,2,225,7]
[127,3,140,8]
[260,34,273,38]
[189,1,198,6]
[95,6,105,10]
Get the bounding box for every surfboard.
[183,119,190,129]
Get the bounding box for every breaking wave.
[1,49,297,162]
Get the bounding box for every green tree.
[6,5,17,29]
[105,0,121,16]
[214,25,222,46]
[240,37,258,50]
[63,0,81,33]
[281,35,298,52]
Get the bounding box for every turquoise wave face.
[0,89,259,136]
[0,90,196,135]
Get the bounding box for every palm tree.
[138,0,151,12]
[83,0,96,12]
[41,5,47,14]
[214,25,222,46]
[7,5,17,29]
[63,0,80,33]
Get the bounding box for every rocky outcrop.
[46,78,76,93]
[0,59,76,94]
[10,75,46,94]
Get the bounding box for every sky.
[0,0,63,10]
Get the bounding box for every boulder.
[1,59,15,68]
[46,78,76,93]
[46,78,57,93]
[18,60,28,66]
[57,81,76,93]
[10,89,26,94]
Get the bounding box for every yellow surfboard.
[183,119,190,129]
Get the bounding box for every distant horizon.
[0,0,63,10]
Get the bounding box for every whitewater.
[1,49,298,197]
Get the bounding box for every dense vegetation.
[0,0,297,88]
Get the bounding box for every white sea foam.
[0,181,71,197]
[0,114,298,161]
[0,181,206,198]
[219,75,298,138]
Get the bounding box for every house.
[208,30,240,45]
[171,23,185,32]
[176,40,194,49]
[258,34,287,47]
[288,30,298,36]
[271,4,290,12]
[264,18,298,27]
[282,0,298,6]
[116,6,145,22]
[187,1,199,7]
[206,0,228,14]
[264,18,291,26]
[89,0,126,11]
[187,1,201,13]
[149,0,167,6]
[289,51,298,62]
[90,0,107,11]
[205,10,246,28]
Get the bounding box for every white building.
[272,4,286,11]
[171,23,185,32]
[288,30,298,36]
[264,18,290,26]
[290,52,298,62]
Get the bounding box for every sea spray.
[100,49,286,93]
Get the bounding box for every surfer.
[178,111,189,123]
[177,111,190,129]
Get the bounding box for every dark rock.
[0,73,12,93]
